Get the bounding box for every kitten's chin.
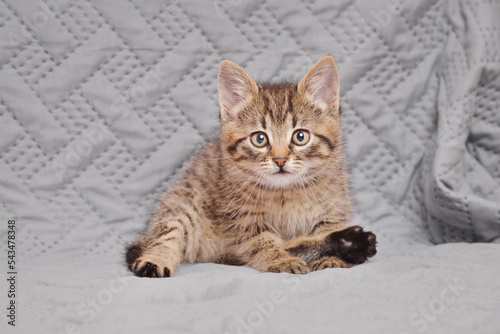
[260,172,302,189]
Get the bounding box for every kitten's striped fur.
[126,56,376,277]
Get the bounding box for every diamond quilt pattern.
[1,0,500,333]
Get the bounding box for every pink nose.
[273,158,287,167]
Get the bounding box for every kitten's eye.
[250,132,268,147]
[292,130,310,146]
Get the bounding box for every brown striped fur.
[126,56,376,277]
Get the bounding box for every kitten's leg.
[126,184,218,278]
[126,215,187,278]
[284,223,377,271]
[308,256,353,270]
[228,226,309,274]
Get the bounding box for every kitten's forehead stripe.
[287,91,293,115]
[292,113,298,129]
[261,92,273,121]
[260,83,299,126]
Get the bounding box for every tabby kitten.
[126,56,376,277]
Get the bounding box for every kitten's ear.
[298,55,340,114]
[218,60,258,121]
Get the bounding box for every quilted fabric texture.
[1,0,500,333]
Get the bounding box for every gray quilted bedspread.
[1,0,500,333]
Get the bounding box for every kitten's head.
[218,56,343,189]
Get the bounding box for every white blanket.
[1,0,500,333]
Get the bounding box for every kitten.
[126,56,376,277]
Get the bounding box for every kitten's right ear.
[218,60,258,121]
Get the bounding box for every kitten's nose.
[273,158,287,168]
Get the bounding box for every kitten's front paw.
[264,256,309,274]
[308,256,353,271]
[126,244,171,278]
[133,260,171,278]
[326,226,377,264]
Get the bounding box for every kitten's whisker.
[301,170,319,203]
[304,170,335,206]
[239,170,264,217]
[252,172,265,216]
[221,167,261,221]
[320,170,346,184]
[200,157,228,161]
[230,171,262,221]
[297,172,313,211]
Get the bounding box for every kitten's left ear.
[298,55,340,114]
[218,60,258,121]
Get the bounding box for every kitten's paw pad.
[309,256,353,271]
[327,226,377,264]
[134,261,171,278]
[264,256,309,274]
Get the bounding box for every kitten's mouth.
[262,169,301,189]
